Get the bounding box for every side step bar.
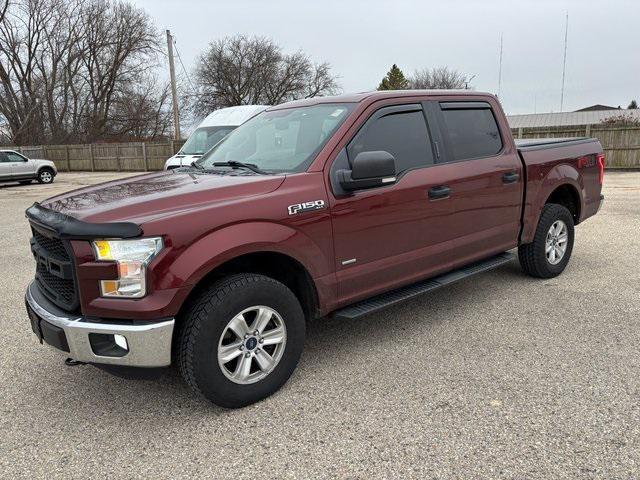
[332,252,515,320]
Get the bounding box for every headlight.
[92,237,163,298]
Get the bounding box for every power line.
[172,38,198,94]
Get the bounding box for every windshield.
[180,126,236,155]
[196,104,353,173]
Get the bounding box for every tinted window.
[348,109,433,173]
[440,106,502,161]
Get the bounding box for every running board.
[332,252,515,320]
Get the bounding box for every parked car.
[0,150,57,184]
[24,91,605,408]
[164,105,268,170]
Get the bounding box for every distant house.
[574,104,621,112]
[507,108,640,129]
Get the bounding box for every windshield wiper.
[212,161,268,175]
[190,161,204,170]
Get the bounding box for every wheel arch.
[545,183,581,224]
[37,164,55,176]
[177,250,320,322]
[164,221,332,323]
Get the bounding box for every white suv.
[0,150,57,185]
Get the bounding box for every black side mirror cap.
[338,151,397,191]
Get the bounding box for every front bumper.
[25,281,174,367]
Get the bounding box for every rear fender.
[521,163,583,244]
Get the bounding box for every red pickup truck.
[25,91,605,408]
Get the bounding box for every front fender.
[162,221,331,291]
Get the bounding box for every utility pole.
[560,12,569,112]
[497,33,503,98]
[166,29,181,140]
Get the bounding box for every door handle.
[428,185,451,200]
[502,171,520,184]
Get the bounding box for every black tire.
[518,203,575,278]
[37,168,54,184]
[177,273,305,408]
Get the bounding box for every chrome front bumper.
[25,282,174,367]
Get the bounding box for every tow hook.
[65,357,86,366]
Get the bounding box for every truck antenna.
[560,12,569,112]
[497,33,503,98]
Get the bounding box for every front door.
[328,103,459,305]
[5,151,34,178]
[0,152,14,179]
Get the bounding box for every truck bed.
[516,136,603,244]
[515,137,594,151]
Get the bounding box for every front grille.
[33,230,69,261]
[30,225,79,311]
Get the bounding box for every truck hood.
[42,170,285,224]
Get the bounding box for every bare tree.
[0,0,170,145]
[0,0,9,23]
[191,35,339,117]
[79,0,161,141]
[410,66,469,90]
[108,77,172,140]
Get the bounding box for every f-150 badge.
[288,200,325,215]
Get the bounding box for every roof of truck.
[269,90,496,109]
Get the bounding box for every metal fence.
[4,140,186,172]
[512,125,640,168]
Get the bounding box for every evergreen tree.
[628,100,638,109]
[378,64,409,90]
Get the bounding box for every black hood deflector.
[25,203,142,239]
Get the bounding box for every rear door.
[328,103,459,305]
[0,152,14,179]
[428,100,523,259]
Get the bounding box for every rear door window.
[439,104,502,161]
[348,107,434,173]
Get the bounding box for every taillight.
[596,153,605,185]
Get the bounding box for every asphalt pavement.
[0,171,638,479]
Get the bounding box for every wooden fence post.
[518,127,523,139]
[116,144,121,172]
[585,124,591,137]
[65,145,71,172]
[89,144,95,171]
[142,142,149,171]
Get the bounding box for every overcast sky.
[131,0,639,116]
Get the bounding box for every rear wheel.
[518,203,575,278]
[177,273,305,408]
[37,168,54,184]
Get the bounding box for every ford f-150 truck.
[24,91,605,408]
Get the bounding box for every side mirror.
[337,151,397,191]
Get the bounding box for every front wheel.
[37,168,54,184]
[177,274,305,408]
[518,203,575,278]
